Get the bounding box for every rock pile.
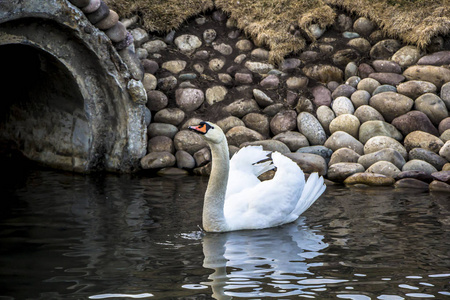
[69,0,133,50]
[69,0,149,107]
[126,9,449,191]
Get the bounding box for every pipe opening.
[0,43,90,169]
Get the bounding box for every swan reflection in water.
[200,218,328,299]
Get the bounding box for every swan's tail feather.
[293,172,326,217]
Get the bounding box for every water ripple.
[1,171,449,299]
[88,293,153,299]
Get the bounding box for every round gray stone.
[409,148,448,170]
[273,131,309,152]
[414,93,449,126]
[148,136,174,153]
[397,80,437,99]
[329,114,360,138]
[154,108,185,126]
[216,116,245,134]
[148,123,178,139]
[350,90,371,108]
[223,99,260,118]
[328,162,365,182]
[141,152,176,169]
[270,110,297,136]
[316,105,335,135]
[332,96,355,116]
[284,153,328,176]
[174,34,202,54]
[358,148,406,170]
[147,90,169,111]
[358,120,403,144]
[329,148,361,166]
[241,140,290,154]
[369,92,414,122]
[364,136,408,160]
[402,159,438,175]
[226,126,264,147]
[366,161,401,178]
[176,150,196,169]
[242,113,270,137]
[324,131,364,155]
[175,88,205,112]
[173,130,208,154]
[297,112,327,145]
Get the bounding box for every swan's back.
[224,148,326,231]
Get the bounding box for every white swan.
[189,121,326,232]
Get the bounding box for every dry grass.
[215,0,336,64]
[105,0,214,33]
[325,0,450,48]
[105,0,449,60]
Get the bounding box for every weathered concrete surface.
[0,0,147,172]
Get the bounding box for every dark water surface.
[1,168,449,299]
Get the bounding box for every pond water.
[1,167,449,300]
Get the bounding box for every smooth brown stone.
[404,131,444,153]
[344,172,395,186]
[157,167,189,176]
[429,180,450,192]
[369,72,405,85]
[392,111,439,136]
[395,170,434,183]
[403,65,450,89]
[95,10,119,30]
[394,178,430,190]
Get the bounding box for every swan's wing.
[224,152,304,230]
[226,146,274,197]
[229,145,273,175]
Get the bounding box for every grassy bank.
[105,0,450,61]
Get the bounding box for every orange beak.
[189,124,207,134]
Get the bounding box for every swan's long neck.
[203,138,230,232]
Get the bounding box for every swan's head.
[189,121,225,144]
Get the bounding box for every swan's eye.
[203,123,214,130]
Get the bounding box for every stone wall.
[129,9,450,190]
[1,0,449,192]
